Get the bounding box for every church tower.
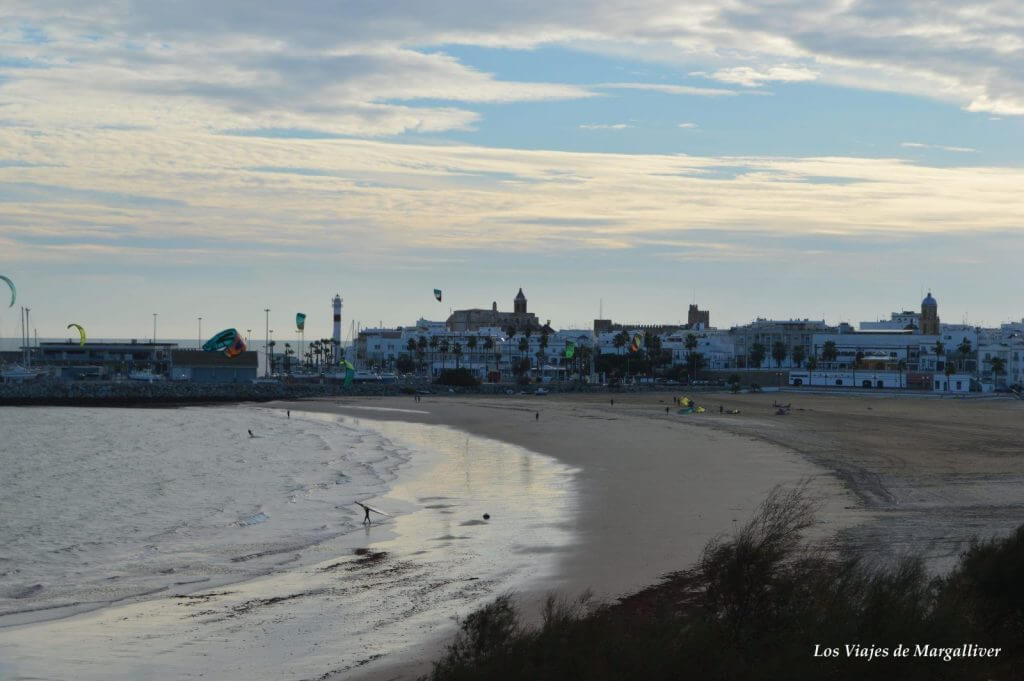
[920,291,939,335]
[514,288,527,314]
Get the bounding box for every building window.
[956,381,962,390]
[835,379,843,386]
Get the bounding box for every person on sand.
[719,405,723,414]
[287,410,290,419]
[248,429,254,438]
[610,399,614,406]
[535,411,539,420]
[665,406,670,414]
[358,502,371,524]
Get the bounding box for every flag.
[433,289,442,302]
[295,312,306,331]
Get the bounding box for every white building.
[859,310,920,331]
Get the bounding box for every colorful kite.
[341,359,355,388]
[66,323,86,347]
[0,275,14,308]
[564,340,576,359]
[295,313,306,331]
[433,289,442,302]
[629,333,643,353]
[225,333,247,358]
[203,328,247,358]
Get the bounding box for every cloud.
[598,82,739,97]
[2,124,1023,268]
[3,0,1022,129]
[901,142,977,153]
[579,123,631,129]
[707,65,819,87]
[678,122,698,129]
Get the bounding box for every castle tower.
[332,294,343,360]
[514,288,527,315]
[920,291,939,335]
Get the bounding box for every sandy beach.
[5,391,1021,680]
[276,390,1024,680]
[279,393,868,680]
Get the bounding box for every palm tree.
[518,337,529,371]
[613,330,629,355]
[505,325,518,375]
[483,336,496,376]
[957,338,973,373]
[749,342,766,369]
[439,338,450,370]
[453,342,463,369]
[417,335,428,373]
[944,360,956,392]
[897,359,907,389]
[771,341,787,368]
[467,335,478,367]
[821,340,838,364]
[988,356,1006,388]
[791,345,806,369]
[429,335,440,374]
[684,333,699,380]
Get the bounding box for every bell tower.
[920,292,939,335]
[514,288,527,315]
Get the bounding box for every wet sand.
[281,390,1024,680]
[277,394,866,680]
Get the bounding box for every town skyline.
[2,2,1023,338]
[1,283,1019,345]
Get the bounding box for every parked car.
[535,387,549,395]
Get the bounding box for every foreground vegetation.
[426,486,1023,680]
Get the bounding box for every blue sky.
[0,2,1022,340]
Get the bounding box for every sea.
[0,405,579,680]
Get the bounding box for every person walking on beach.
[610,398,614,406]
[535,411,539,421]
[358,502,371,524]
[248,429,254,438]
[287,410,290,419]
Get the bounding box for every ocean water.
[0,406,403,622]
[0,407,579,680]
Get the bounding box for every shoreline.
[274,394,867,680]
[0,407,581,681]
[284,390,1024,679]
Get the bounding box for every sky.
[1,1,1023,341]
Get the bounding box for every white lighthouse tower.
[332,294,343,362]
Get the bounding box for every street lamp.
[198,316,203,349]
[264,309,270,377]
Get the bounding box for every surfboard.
[355,501,393,517]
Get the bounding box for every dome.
[922,292,937,307]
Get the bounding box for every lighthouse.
[332,294,343,362]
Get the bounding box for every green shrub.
[426,485,1020,681]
